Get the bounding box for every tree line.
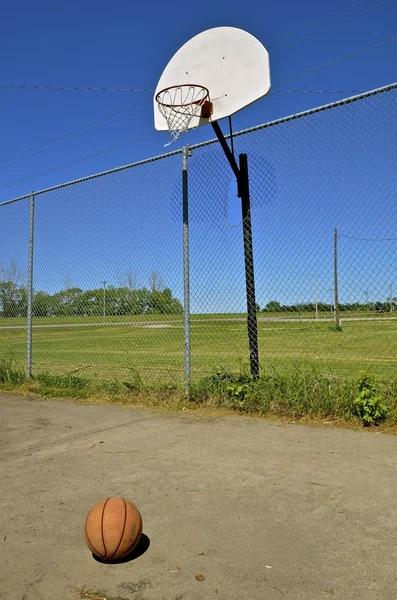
[260,300,396,313]
[0,266,183,318]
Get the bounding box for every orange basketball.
[84,497,142,561]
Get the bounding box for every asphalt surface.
[1,392,396,600]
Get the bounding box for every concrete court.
[0,392,396,600]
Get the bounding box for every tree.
[117,270,137,291]
[33,291,53,317]
[0,281,23,317]
[0,270,182,319]
[128,288,150,315]
[64,275,74,290]
[147,288,183,314]
[263,300,282,312]
[148,272,165,292]
[0,262,27,317]
[0,261,24,286]
[52,288,83,315]
[79,289,102,316]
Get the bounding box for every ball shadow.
[92,533,150,564]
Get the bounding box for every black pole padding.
[210,119,260,379]
[239,153,260,380]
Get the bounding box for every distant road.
[0,320,173,330]
[0,315,396,330]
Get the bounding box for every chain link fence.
[1,82,396,385]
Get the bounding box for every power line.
[0,83,152,93]
[0,87,369,176]
[0,3,394,100]
[274,0,375,44]
[0,132,156,190]
[0,103,146,170]
[0,83,371,95]
[0,101,145,165]
[339,234,397,241]
[0,81,389,186]
[279,0,394,50]
[271,89,367,93]
[277,35,397,85]
[1,12,394,188]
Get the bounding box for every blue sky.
[0,0,396,311]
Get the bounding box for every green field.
[1,312,397,383]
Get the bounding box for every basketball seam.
[110,498,127,560]
[131,518,143,552]
[101,497,110,558]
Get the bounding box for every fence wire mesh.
[187,85,397,379]
[0,198,30,366]
[0,84,396,385]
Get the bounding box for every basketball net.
[156,85,211,146]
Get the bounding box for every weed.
[36,373,89,389]
[328,324,343,332]
[0,354,25,385]
[122,368,143,392]
[31,372,90,398]
[98,379,125,395]
[2,356,396,425]
[352,372,388,426]
[196,364,362,420]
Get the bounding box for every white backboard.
[154,26,271,131]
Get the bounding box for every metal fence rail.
[1,82,396,384]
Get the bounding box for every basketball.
[84,497,142,561]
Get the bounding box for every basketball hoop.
[155,84,213,145]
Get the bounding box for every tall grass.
[1,353,396,425]
[190,365,397,424]
[0,354,25,385]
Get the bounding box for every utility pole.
[328,288,333,315]
[333,229,340,327]
[313,274,319,319]
[101,280,107,324]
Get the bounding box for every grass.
[0,309,393,328]
[71,587,106,600]
[2,359,396,429]
[1,313,397,383]
[190,366,397,424]
[1,312,397,427]
[0,354,25,384]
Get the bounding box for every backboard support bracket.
[211,121,259,379]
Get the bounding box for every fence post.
[26,192,35,379]
[239,153,259,379]
[182,146,191,393]
[101,280,107,324]
[333,228,340,327]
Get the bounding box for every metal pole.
[26,192,35,379]
[333,228,340,327]
[182,145,191,393]
[390,283,393,313]
[314,274,319,319]
[239,153,259,379]
[210,123,260,379]
[101,280,106,323]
